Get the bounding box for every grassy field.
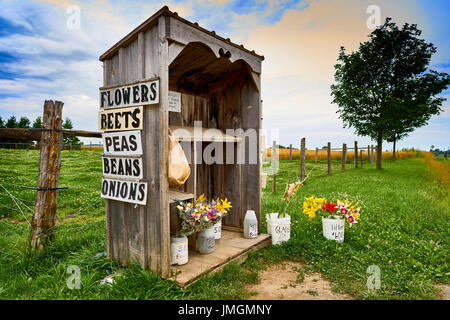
[0,149,448,299]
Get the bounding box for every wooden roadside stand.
[98,6,269,286]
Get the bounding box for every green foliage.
[5,116,17,128]
[331,18,449,164]
[0,151,448,299]
[0,116,4,128]
[32,116,42,129]
[62,117,81,146]
[17,117,31,129]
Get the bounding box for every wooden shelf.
[170,126,242,143]
[168,189,194,203]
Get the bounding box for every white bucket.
[266,213,279,235]
[213,220,222,240]
[270,214,291,245]
[322,216,345,242]
[171,236,188,265]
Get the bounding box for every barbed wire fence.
[0,148,104,240]
[0,100,103,251]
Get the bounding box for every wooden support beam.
[367,145,371,163]
[0,128,101,141]
[29,100,64,252]
[289,144,292,161]
[315,147,318,163]
[354,141,358,168]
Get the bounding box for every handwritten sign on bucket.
[322,217,345,242]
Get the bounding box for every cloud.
[0,0,448,149]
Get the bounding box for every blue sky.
[0,0,448,150]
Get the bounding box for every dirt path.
[247,261,352,300]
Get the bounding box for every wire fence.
[0,144,104,239]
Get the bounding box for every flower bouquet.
[267,179,303,245]
[176,194,232,254]
[176,194,232,236]
[302,196,361,242]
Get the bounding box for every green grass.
[0,149,448,299]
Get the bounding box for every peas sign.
[99,79,158,205]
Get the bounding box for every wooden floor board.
[170,230,271,287]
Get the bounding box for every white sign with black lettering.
[102,156,143,180]
[101,178,147,205]
[168,91,181,112]
[102,130,143,156]
[98,106,143,132]
[99,79,159,109]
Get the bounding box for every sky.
[0,0,449,151]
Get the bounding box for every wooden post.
[341,143,347,172]
[289,144,292,161]
[272,140,277,194]
[30,100,64,252]
[327,142,331,176]
[374,145,377,162]
[371,145,374,162]
[354,141,358,168]
[315,147,318,163]
[360,150,363,168]
[300,138,306,181]
[367,145,371,163]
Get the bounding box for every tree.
[0,116,4,128]
[5,116,18,128]
[17,116,31,128]
[62,117,81,146]
[331,18,449,169]
[32,116,43,128]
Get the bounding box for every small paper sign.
[168,91,181,112]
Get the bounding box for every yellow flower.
[196,194,206,204]
[220,198,232,213]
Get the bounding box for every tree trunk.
[376,132,383,170]
[393,137,396,161]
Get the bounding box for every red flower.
[322,202,337,213]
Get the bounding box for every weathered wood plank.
[29,100,64,251]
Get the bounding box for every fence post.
[327,142,331,176]
[374,145,377,162]
[300,138,306,181]
[354,141,358,168]
[30,100,64,252]
[289,144,292,161]
[371,145,374,162]
[272,140,277,194]
[367,145,371,163]
[341,143,347,172]
[315,147,318,163]
[360,150,363,168]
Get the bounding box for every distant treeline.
[0,115,82,147]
